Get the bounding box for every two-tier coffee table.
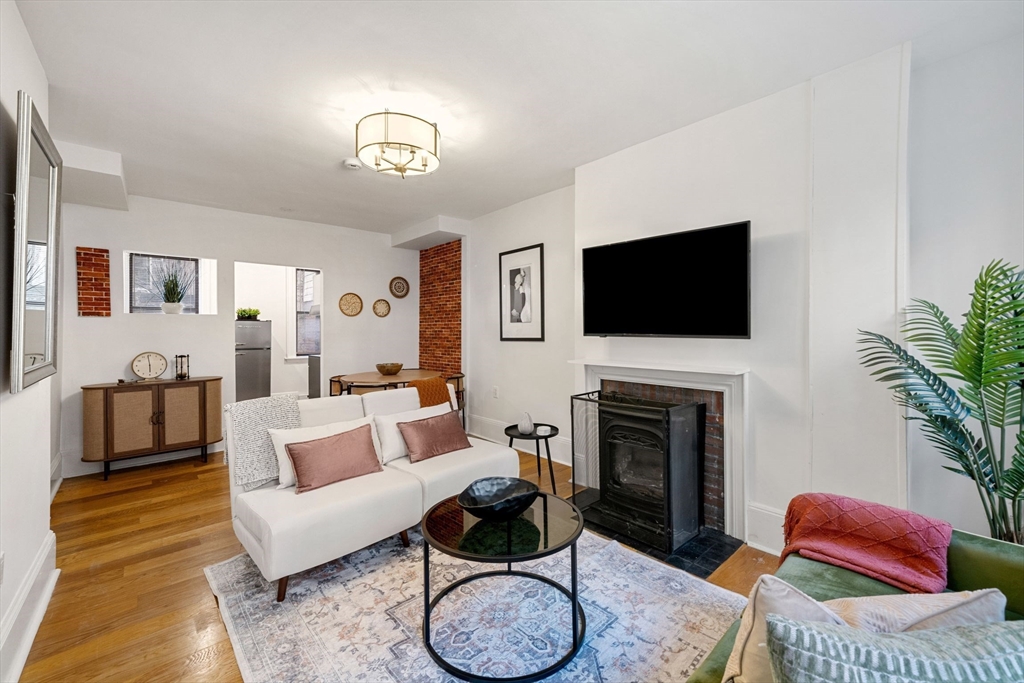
[421,492,586,683]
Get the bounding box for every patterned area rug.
[205,529,746,682]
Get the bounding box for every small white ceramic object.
[536,425,551,436]
[518,412,534,434]
[161,302,184,314]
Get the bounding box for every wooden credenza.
[81,376,223,479]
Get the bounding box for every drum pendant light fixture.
[355,110,440,178]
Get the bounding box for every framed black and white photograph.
[499,243,544,341]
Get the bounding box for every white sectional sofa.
[226,386,520,600]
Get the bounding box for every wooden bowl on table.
[375,363,404,376]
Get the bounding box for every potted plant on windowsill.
[236,308,260,321]
[157,264,196,314]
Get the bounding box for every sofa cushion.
[361,387,422,416]
[723,575,844,683]
[400,411,471,462]
[375,403,452,464]
[826,589,1007,632]
[268,416,381,488]
[286,425,383,494]
[766,615,1024,683]
[386,437,520,511]
[234,466,422,581]
[297,395,365,427]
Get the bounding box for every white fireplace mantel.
[570,358,749,542]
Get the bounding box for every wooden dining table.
[333,369,442,394]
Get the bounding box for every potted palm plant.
[859,260,1023,544]
[156,263,196,314]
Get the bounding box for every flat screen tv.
[583,222,750,338]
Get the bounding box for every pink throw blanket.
[781,493,953,594]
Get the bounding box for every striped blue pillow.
[765,614,1024,683]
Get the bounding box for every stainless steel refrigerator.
[235,321,271,401]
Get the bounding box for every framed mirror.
[11,91,62,393]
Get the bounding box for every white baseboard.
[468,414,573,467]
[49,478,62,503]
[0,531,59,683]
[746,502,786,555]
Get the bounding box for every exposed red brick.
[419,239,461,377]
[76,246,111,317]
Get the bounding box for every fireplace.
[572,391,705,552]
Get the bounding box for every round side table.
[505,423,560,495]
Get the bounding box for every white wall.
[908,32,1024,534]
[573,46,910,552]
[465,187,575,463]
[234,262,312,396]
[60,196,419,477]
[0,2,59,679]
[575,83,814,552]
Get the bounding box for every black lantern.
[174,354,190,380]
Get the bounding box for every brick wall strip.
[76,246,111,317]
[418,239,462,377]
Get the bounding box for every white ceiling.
[17,1,1024,233]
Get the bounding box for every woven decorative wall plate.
[389,276,410,299]
[372,299,391,317]
[339,293,363,316]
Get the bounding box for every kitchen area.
[234,261,322,401]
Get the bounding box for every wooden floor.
[23,451,776,682]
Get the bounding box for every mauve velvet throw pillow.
[285,424,382,493]
[399,411,471,463]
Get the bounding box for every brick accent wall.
[419,239,461,376]
[76,247,111,317]
[601,380,726,532]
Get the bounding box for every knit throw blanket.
[225,393,301,491]
[781,493,953,594]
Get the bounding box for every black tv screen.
[583,222,750,338]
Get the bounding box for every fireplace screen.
[571,390,705,552]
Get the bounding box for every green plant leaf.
[996,430,1024,502]
[903,299,962,373]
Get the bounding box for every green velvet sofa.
[687,529,1024,683]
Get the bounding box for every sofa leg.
[277,576,289,602]
[400,530,410,547]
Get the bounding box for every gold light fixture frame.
[355,110,441,178]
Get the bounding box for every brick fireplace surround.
[601,380,726,532]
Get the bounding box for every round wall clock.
[132,351,168,380]
[339,293,363,316]
[389,276,410,299]
[372,299,391,317]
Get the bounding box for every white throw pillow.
[723,575,845,683]
[373,403,452,464]
[268,416,381,489]
[825,589,1006,632]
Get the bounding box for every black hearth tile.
[664,555,696,572]
[685,561,716,579]
[671,546,707,563]
[675,535,716,555]
[693,555,725,575]
[700,544,740,566]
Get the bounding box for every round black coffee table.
[421,491,586,683]
[505,423,561,495]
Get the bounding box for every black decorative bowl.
[457,477,540,523]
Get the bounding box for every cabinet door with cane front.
[159,382,205,450]
[109,385,160,458]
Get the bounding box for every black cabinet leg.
[201,445,208,463]
[103,461,110,481]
